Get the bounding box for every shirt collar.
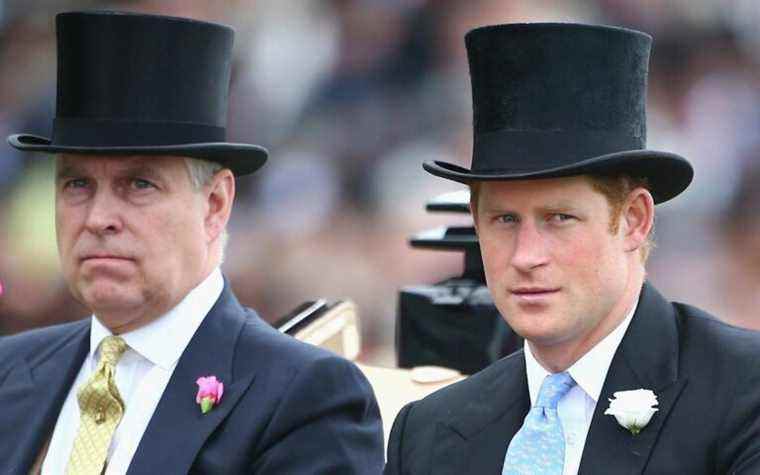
[525,292,640,405]
[89,268,224,370]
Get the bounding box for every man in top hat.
[384,23,760,474]
[0,11,383,474]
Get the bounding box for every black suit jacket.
[385,283,760,474]
[0,282,384,474]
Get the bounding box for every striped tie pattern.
[502,371,576,475]
[65,336,128,475]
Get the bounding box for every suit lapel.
[579,283,688,475]
[127,283,256,475]
[432,352,530,475]
[0,322,90,474]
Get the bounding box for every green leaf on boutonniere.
[200,397,214,414]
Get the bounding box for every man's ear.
[621,187,654,253]
[205,169,235,244]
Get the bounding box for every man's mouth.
[80,253,134,263]
[510,287,561,301]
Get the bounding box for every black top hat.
[424,23,693,203]
[8,11,267,176]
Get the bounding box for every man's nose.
[84,190,122,235]
[510,222,550,272]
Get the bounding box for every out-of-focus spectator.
[714,151,760,330]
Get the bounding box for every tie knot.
[99,335,128,366]
[536,372,575,409]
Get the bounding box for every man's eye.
[63,178,88,189]
[132,179,155,190]
[550,213,575,222]
[497,214,518,224]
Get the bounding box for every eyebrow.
[55,163,81,182]
[119,164,164,180]
[480,201,582,215]
[540,201,582,212]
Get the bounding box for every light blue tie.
[502,371,576,475]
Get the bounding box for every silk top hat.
[424,23,693,203]
[8,11,267,176]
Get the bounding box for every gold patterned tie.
[65,335,129,475]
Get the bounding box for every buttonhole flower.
[604,388,658,435]
[196,375,224,414]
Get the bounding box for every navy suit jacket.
[385,283,760,474]
[0,282,384,474]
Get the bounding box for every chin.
[508,314,570,344]
[527,330,576,348]
[80,284,141,311]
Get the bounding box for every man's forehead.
[478,175,593,199]
[473,176,614,216]
[55,154,187,173]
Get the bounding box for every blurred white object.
[283,300,362,361]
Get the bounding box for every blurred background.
[0,0,758,366]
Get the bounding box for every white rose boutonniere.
[604,389,659,435]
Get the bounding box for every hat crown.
[466,23,651,140]
[57,11,233,126]
[421,22,693,205]
[53,11,233,146]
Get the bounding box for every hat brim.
[8,134,268,177]
[423,150,693,204]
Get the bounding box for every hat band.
[52,118,226,147]
[472,129,644,173]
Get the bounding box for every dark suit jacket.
[0,282,384,474]
[385,283,760,474]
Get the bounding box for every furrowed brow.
[480,202,518,214]
[55,163,83,182]
[540,201,582,213]
[119,164,163,179]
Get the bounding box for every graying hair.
[184,157,224,190]
[183,157,229,260]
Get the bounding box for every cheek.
[554,225,613,264]
[561,232,626,297]
[479,235,511,278]
[55,207,79,256]
[149,208,206,260]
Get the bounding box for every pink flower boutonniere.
[196,375,224,414]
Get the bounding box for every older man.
[0,11,383,474]
[385,23,760,474]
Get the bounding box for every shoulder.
[671,302,760,469]
[0,319,88,363]
[210,283,362,378]
[232,307,374,398]
[0,319,88,381]
[673,301,760,368]
[401,349,524,425]
[386,350,525,473]
[671,301,760,414]
[236,307,358,369]
[230,308,384,469]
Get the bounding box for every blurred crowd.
[0,0,758,365]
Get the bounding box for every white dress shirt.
[42,268,223,475]
[523,295,639,475]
